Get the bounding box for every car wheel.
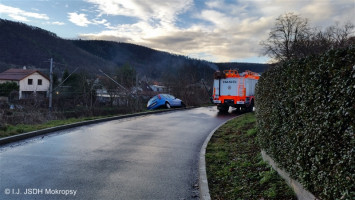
[165,102,171,109]
[181,102,186,107]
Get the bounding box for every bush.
[255,45,355,199]
[0,82,19,96]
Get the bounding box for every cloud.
[199,10,235,28]
[79,0,353,62]
[84,0,193,26]
[249,0,354,27]
[205,0,225,9]
[0,4,49,22]
[68,12,91,27]
[67,11,113,28]
[8,14,30,22]
[51,21,65,26]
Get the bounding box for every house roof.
[0,68,49,81]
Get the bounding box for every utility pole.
[136,74,139,111]
[49,58,53,112]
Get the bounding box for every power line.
[53,67,79,91]
[98,69,128,92]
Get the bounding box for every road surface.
[0,107,238,200]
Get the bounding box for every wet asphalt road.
[0,107,238,200]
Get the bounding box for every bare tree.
[314,22,354,49]
[261,13,354,62]
[261,12,311,62]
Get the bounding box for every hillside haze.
[0,19,269,81]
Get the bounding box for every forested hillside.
[0,19,116,75]
[72,39,219,80]
[0,19,269,81]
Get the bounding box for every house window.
[38,79,42,85]
[28,79,33,85]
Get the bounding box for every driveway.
[0,107,237,200]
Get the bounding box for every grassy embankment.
[206,112,296,199]
[0,109,159,138]
[0,116,108,138]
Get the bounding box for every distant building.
[96,88,119,105]
[0,68,50,99]
[140,81,153,92]
[150,84,167,92]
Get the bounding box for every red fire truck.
[212,69,260,112]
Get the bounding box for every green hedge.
[255,45,355,199]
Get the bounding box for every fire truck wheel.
[249,100,254,112]
[165,102,171,109]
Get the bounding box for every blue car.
[147,94,185,110]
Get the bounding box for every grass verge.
[206,112,296,199]
[0,115,110,138]
[0,109,163,138]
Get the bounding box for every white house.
[0,68,50,99]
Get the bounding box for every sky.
[0,0,354,63]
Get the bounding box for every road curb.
[0,107,196,146]
[261,150,318,200]
[198,114,241,200]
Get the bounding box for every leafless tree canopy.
[261,12,354,62]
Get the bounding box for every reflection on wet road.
[0,107,239,200]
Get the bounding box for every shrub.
[255,45,355,199]
[0,82,19,96]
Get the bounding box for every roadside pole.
[49,58,53,112]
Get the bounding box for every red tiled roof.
[0,69,49,81]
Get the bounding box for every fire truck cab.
[212,70,260,112]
